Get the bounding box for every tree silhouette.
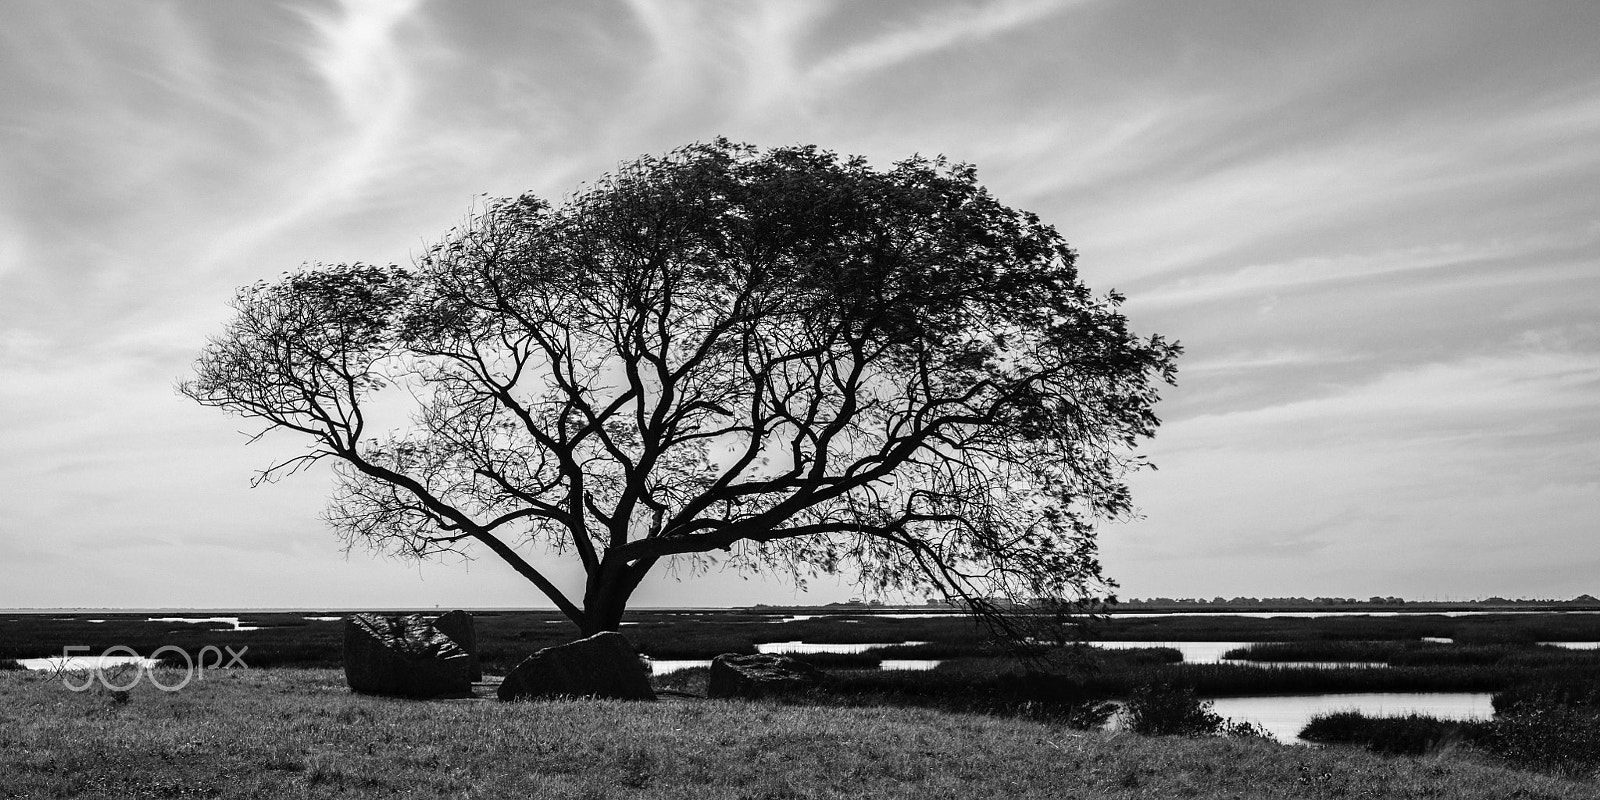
[183,140,1179,636]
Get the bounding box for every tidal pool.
[647,659,710,675]
[1207,692,1494,743]
[774,612,956,623]
[1091,641,1390,668]
[755,641,929,655]
[17,655,158,671]
[147,616,261,632]
[646,651,942,675]
[879,659,942,670]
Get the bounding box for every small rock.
[497,632,655,701]
[707,653,822,699]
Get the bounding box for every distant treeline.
[1118,594,1600,610]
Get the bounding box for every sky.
[1,0,1596,610]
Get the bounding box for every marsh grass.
[1494,674,1600,714]
[4,668,1594,799]
[11,610,1600,676]
[1300,712,1478,756]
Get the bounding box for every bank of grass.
[1301,705,1600,779]
[3,669,1593,799]
[1225,640,1600,669]
[1097,611,1600,644]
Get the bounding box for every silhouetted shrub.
[1492,675,1600,715]
[1121,682,1225,736]
[1299,712,1478,755]
[1479,697,1600,778]
[1301,700,1600,778]
[822,660,1116,728]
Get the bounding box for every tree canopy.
[183,140,1180,636]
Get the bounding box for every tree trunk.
[576,556,656,636]
[579,593,627,636]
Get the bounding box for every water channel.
[16,655,159,671]
[1207,692,1494,743]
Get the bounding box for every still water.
[646,657,942,675]
[17,655,158,671]
[1206,692,1494,743]
[147,616,261,631]
[755,641,928,654]
[647,644,943,675]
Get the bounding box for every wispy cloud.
[2,1,1598,606]
[1134,231,1600,310]
[200,0,428,268]
[807,0,1078,87]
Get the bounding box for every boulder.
[343,613,472,698]
[707,653,823,699]
[432,609,481,682]
[497,632,655,701]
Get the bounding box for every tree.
[182,140,1179,636]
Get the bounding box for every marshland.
[5,605,1599,797]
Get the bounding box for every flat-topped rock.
[707,653,823,699]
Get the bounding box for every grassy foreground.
[3,669,1593,799]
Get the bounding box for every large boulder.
[431,609,481,682]
[343,613,472,698]
[497,632,655,701]
[707,653,823,699]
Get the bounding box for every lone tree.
[183,140,1179,636]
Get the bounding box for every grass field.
[3,667,1595,799]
